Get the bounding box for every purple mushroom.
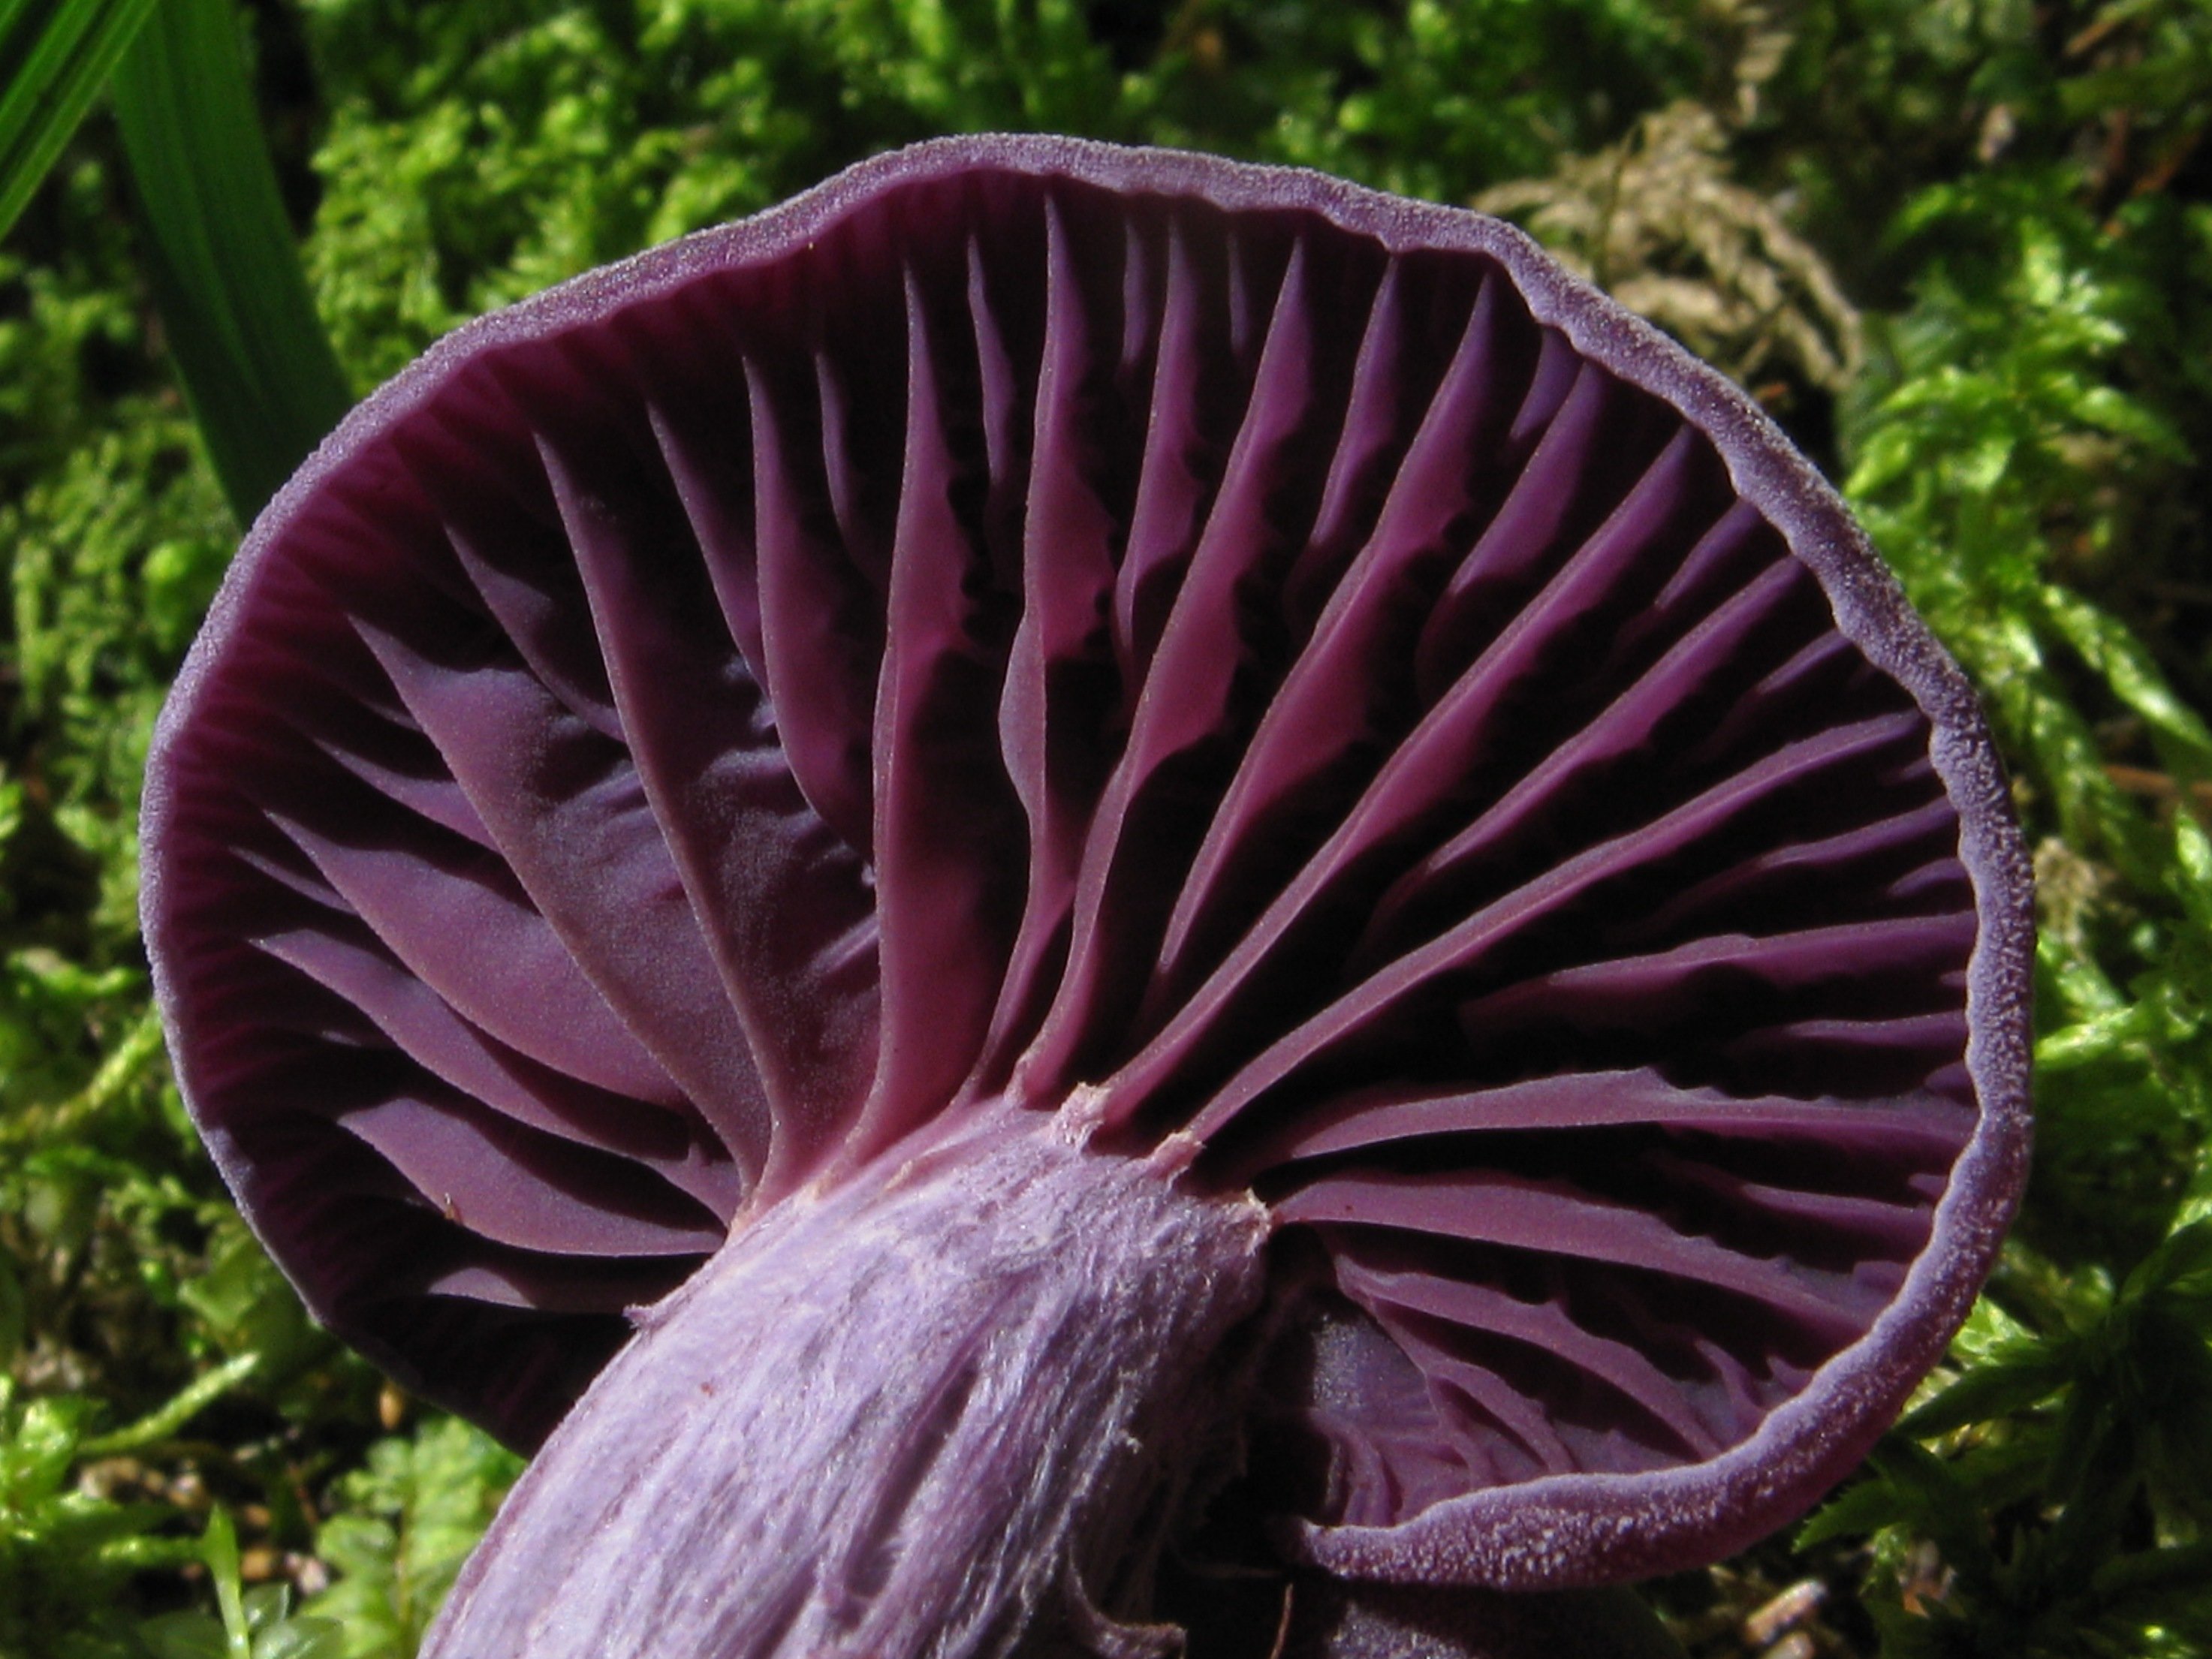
[140,136,2033,1657]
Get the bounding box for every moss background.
[3,1,2210,1653]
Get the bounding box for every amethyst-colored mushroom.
[142,136,2032,1657]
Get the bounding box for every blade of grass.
[77,1352,260,1457]
[110,0,350,524]
[0,0,160,241]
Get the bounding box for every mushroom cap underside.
[141,135,2032,1586]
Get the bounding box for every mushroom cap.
[142,136,2032,1586]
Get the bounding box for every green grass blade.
[77,1352,260,1458]
[110,0,351,524]
[0,0,161,241]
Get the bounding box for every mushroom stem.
[420,1105,1272,1658]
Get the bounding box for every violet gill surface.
[141,136,2033,1657]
